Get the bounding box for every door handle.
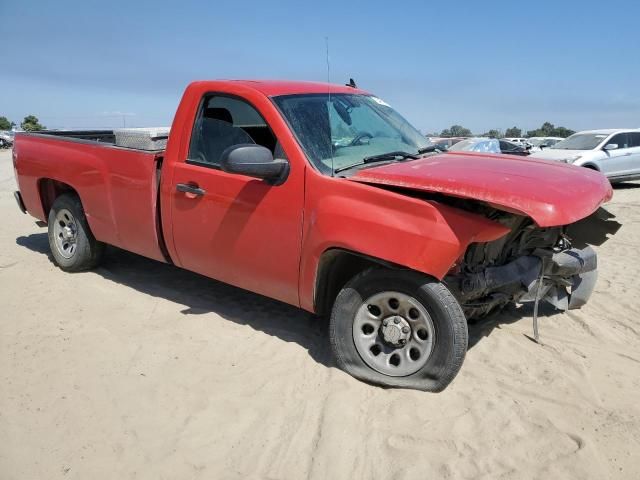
[176,183,206,196]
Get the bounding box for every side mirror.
[604,143,618,151]
[221,144,289,185]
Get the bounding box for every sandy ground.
[0,148,639,480]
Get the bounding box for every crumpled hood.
[529,148,585,161]
[348,151,612,227]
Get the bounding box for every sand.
[1,148,638,479]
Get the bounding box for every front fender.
[298,174,510,312]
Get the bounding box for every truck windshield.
[273,93,429,174]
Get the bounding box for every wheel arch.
[313,248,403,316]
[582,163,600,171]
[38,178,81,221]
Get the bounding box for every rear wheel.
[330,269,468,392]
[48,193,104,271]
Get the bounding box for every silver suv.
[530,129,640,183]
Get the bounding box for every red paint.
[350,151,613,227]
[13,135,166,262]
[13,80,613,313]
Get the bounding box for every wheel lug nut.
[393,318,400,324]
[402,327,409,334]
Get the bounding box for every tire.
[329,268,468,392]
[47,193,104,272]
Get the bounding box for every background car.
[498,140,530,156]
[530,129,640,183]
[0,131,14,148]
[504,137,531,147]
[449,138,500,153]
[448,138,530,155]
[528,136,564,152]
[425,136,466,151]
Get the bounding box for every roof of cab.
[190,79,369,97]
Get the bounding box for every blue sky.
[1,0,638,133]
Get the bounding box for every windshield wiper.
[334,151,419,174]
[417,145,443,154]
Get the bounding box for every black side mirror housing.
[220,144,289,185]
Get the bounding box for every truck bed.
[25,128,170,152]
[13,132,168,262]
[26,130,117,144]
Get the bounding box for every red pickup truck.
[12,80,617,391]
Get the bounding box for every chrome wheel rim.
[52,208,78,259]
[353,291,435,377]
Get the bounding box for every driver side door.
[167,93,304,306]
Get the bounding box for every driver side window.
[188,95,284,167]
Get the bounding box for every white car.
[530,129,640,183]
[527,137,564,152]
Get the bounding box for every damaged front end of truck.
[347,151,622,320]
[444,207,620,319]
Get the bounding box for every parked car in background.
[448,138,529,156]
[504,137,530,147]
[498,139,530,156]
[528,137,564,152]
[0,131,14,148]
[425,137,466,151]
[530,129,640,183]
[449,138,500,153]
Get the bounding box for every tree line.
[429,122,576,139]
[0,115,45,131]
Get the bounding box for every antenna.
[325,36,330,85]
[325,36,334,177]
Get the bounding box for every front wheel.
[330,269,468,392]
[48,193,104,272]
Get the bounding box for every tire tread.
[47,193,104,272]
[329,268,467,392]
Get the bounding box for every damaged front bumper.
[446,207,620,319]
[452,246,598,318]
[521,247,598,310]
